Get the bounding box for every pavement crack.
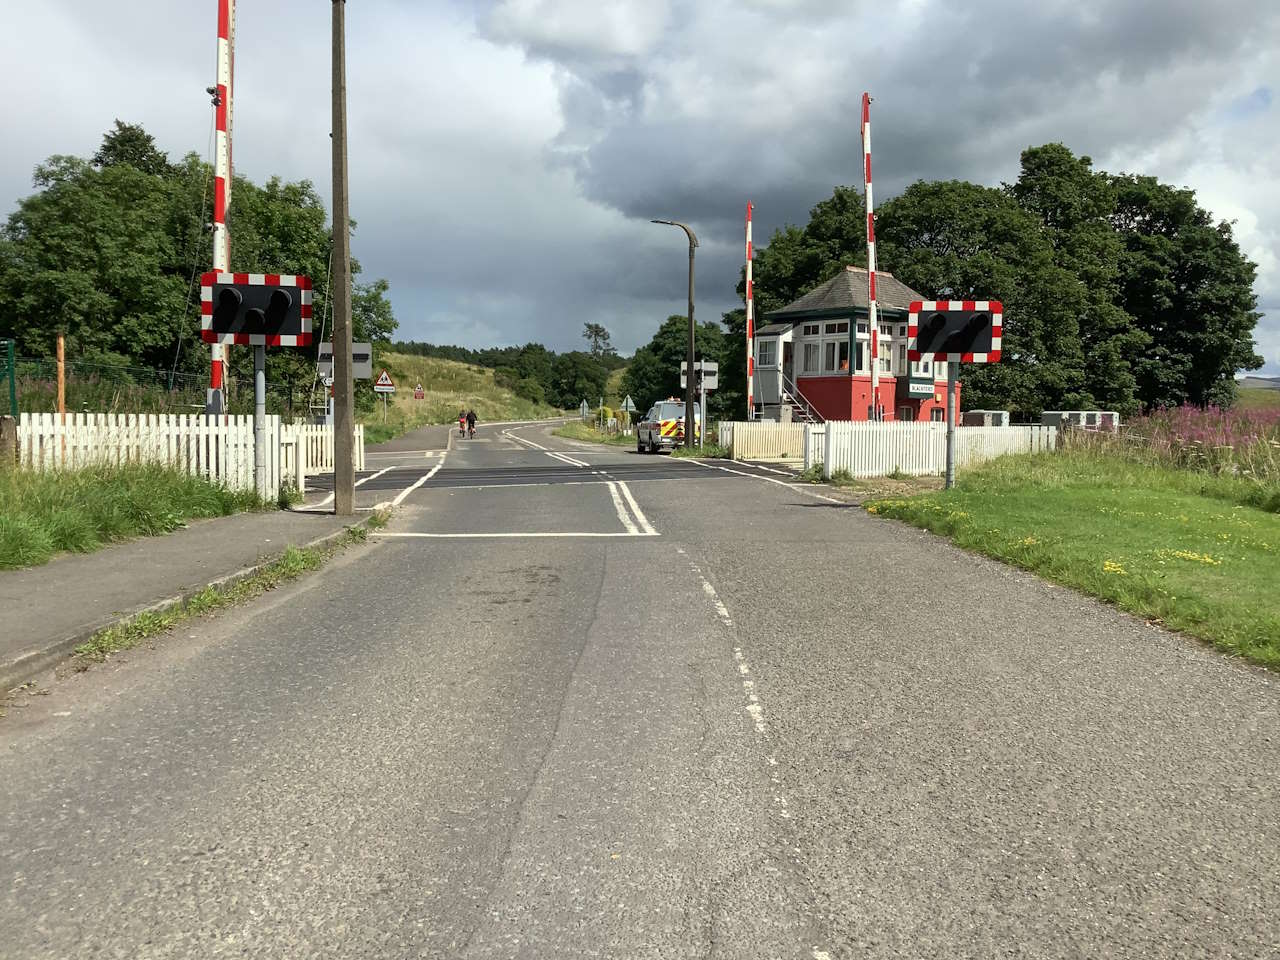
[453,542,610,956]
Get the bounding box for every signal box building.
[751,265,957,422]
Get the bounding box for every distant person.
[458,409,467,437]
[466,409,477,439]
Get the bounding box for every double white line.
[545,450,589,468]
[606,479,658,536]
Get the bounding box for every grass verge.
[72,524,371,667]
[670,442,729,459]
[866,450,1280,669]
[553,422,635,446]
[0,464,262,570]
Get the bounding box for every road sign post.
[373,369,395,422]
[580,399,590,421]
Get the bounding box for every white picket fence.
[718,421,807,460]
[803,421,1057,478]
[18,413,364,496]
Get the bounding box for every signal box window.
[757,339,776,366]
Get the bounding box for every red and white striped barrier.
[209,0,235,406]
[861,92,880,419]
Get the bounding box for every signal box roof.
[767,265,926,322]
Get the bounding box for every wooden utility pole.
[56,334,66,419]
[331,0,355,515]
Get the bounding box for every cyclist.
[458,409,467,437]
[466,409,477,439]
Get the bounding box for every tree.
[1009,144,1148,414]
[353,278,397,344]
[548,351,608,409]
[0,122,400,415]
[92,120,172,177]
[1108,174,1261,408]
[876,179,1088,415]
[582,322,615,359]
[621,315,726,415]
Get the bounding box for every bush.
[515,377,545,404]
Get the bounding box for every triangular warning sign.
[375,369,394,387]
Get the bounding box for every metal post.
[698,358,705,450]
[685,236,696,450]
[945,360,957,489]
[253,344,266,498]
[650,219,698,450]
[5,340,15,418]
[331,0,355,516]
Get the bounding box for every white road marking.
[545,450,590,468]
[615,481,658,536]
[391,460,445,507]
[743,462,796,476]
[371,531,659,539]
[683,458,842,503]
[606,481,641,535]
[356,464,397,486]
[813,950,833,960]
[503,429,547,451]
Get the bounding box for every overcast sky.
[3,0,1278,374]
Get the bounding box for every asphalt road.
[2,421,1278,958]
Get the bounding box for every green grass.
[1237,387,1280,412]
[867,450,1280,668]
[0,464,262,570]
[554,421,635,446]
[74,527,368,665]
[670,442,729,459]
[362,352,562,444]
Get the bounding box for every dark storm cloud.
[3,0,1278,367]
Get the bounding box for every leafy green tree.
[582,322,615,359]
[1009,144,1148,414]
[92,120,172,177]
[1108,174,1261,408]
[0,122,399,417]
[549,351,608,409]
[876,179,1088,415]
[353,278,397,344]
[0,155,189,365]
[621,315,727,415]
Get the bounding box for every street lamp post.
[651,219,698,449]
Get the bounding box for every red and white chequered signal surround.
[200,273,314,347]
[745,202,754,419]
[907,301,1004,364]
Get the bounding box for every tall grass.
[1068,405,1280,513]
[0,464,261,569]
